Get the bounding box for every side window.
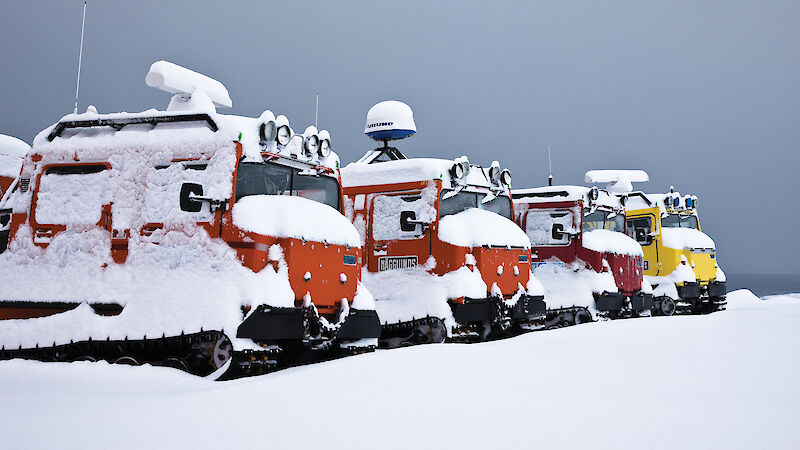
[525,208,573,246]
[143,163,215,224]
[371,192,435,241]
[35,165,110,226]
[627,217,653,245]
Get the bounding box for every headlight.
[489,161,500,183]
[276,125,291,146]
[318,130,332,158]
[260,120,276,144]
[450,162,464,179]
[500,169,512,187]
[459,159,471,178]
[304,135,320,157]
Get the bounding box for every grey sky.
[1,0,798,273]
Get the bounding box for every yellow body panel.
[625,206,718,287]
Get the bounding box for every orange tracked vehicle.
[340,101,545,347]
[0,61,379,378]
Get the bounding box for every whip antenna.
[547,144,553,186]
[73,1,87,114]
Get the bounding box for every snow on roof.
[29,109,340,171]
[145,60,232,109]
[584,170,648,194]
[30,60,338,171]
[0,134,29,178]
[341,157,497,189]
[624,189,699,214]
[512,185,620,210]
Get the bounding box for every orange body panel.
[344,179,529,299]
[3,143,359,319]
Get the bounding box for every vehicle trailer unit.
[0,61,380,378]
[624,187,726,315]
[340,101,545,348]
[512,182,652,327]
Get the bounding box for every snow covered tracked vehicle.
[623,184,726,315]
[0,61,380,378]
[513,179,652,326]
[341,101,545,347]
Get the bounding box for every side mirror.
[180,183,204,212]
[552,223,565,240]
[400,210,418,232]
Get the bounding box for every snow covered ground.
[0,289,797,450]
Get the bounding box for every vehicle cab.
[341,101,545,347]
[512,183,652,323]
[624,187,726,314]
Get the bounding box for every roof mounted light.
[489,160,501,183]
[673,197,680,208]
[589,187,599,201]
[318,129,332,158]
[450,162,465,179]
[275,115,291,147]
[258,110,277,145]
[303,126,320,158]
[619,195,627,207]
[500,169,512,187]
[691,195,698,209]
[685,195,693,209]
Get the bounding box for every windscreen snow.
[236,162,340,211]
[440,190,512,220]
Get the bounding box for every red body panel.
[515,199,642,295]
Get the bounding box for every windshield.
[582,209,625,233]
[661,213,699,229]
[439,190,512,220]
[235,161,340,210]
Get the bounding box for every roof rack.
[47,113,218,141]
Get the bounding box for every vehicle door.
[524,206,577,268]
[627,214,658,275]
[368,190,433,272]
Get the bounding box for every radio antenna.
[314,92,319,129]
[547,144,553,186]
[73,1,87,114]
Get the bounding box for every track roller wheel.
[660,298,676,316]
[574,310,593,325]
[210,335,233,370]
[159,357,190,372]
[112,356,139,366]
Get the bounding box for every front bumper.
[707,281,727,298]
[595,292,624,312]
[450,297,495,322]
[512,295,546,320]
[630,292,655,312]
[677,282,702,300]
[236,305,381,341]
